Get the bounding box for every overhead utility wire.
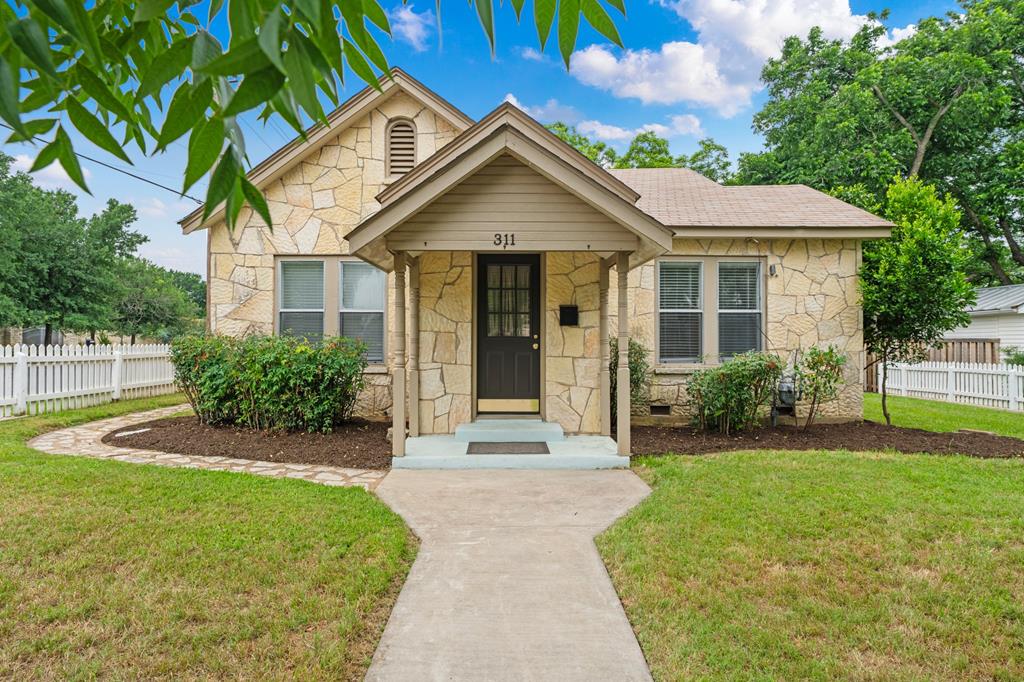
[0,122,204,204]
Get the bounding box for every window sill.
[364,364,389,374]
[653,363,720,374]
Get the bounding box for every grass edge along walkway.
[0,395,415,680]
[601,450,1024,680]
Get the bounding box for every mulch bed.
[102,416,392,470]
[630,421,1024,459]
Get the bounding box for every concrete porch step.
[395,435,628,470]
[453,419,565,443]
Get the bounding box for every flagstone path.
[27,405,388,490]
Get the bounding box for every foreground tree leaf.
[0,0,625,229]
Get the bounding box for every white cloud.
[388,4,434,52]
[502,93,581,124]
[578,113,704,142]
[516,46,547,62]
[571,0,916,116]
[11,153,92,192]
[877,23,917,49]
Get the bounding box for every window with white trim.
[658,261,703,362]
[386,119,416,176]
[657,258,764,364]
[339,261,386,363]
[718,261,762,359]
[279,260,325,341]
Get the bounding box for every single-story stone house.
[180,69,892,458]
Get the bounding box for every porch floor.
[394,434,627,470]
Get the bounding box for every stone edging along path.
[27,405,389,491]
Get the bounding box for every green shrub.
[1003,346,1024,366]
[171,335,368,432]
[610,337,652,420]
[685,351,782,434]
[796,345,848,429]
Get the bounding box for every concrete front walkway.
[367,469,653,681]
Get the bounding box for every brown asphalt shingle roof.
[609,168,892,229]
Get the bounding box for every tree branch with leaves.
[0,0,626,229]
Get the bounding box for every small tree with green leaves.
[796,345,847,429]
[861,177,975,424]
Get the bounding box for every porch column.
[616,251,630,456]
[599,258,611,436]
[408,257,420,438]
[392,252,407,457]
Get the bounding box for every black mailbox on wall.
[559,305,579,326]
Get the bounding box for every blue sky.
[3,0,958,276]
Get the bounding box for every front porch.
[383,249,636,462]
[396,418,627,469]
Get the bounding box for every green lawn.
[864,392,1024,439]
[602,451,1024,680]
[0,396,414,680]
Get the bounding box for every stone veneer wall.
[613,238,864,421]
[417,252,473,434]
[544,253,603,434]
[203,91,459,419]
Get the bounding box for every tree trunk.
[44,323,53,346]
[881,352,891,426]
[130,333,136,345]
[998,217,1024,269]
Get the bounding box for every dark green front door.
[476,254,541,413]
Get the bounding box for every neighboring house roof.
[178,68,473,233]
[178,70,893,241]
[969,284,1024,314]
[610,168,892,236]
[347,103,674,271]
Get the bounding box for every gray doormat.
[466,442,550,454]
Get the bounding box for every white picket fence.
[879,361,1024,412]
[0,344,176,418]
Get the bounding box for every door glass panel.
[486,262,532,337]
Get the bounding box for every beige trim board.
[179,68,473,234]
[477,398,540,413]
[670,227,892,239]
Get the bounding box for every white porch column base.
[392,252,407,457]
[616,252,630,456]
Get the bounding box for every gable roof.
[610,168,892,236]
[346,103,674,271]
[178,68,472,233]
[969,284,1024,314]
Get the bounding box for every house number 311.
[493,233,516,249]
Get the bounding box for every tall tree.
[737,2,1024,284]
[0,154,147,344]
[861,178,975,424]
[113,259,200,343]
[679,138,733,183]
[547,123,618,167]
[614,131,679,169]
[167,270,207,315]
[0,0,626,229]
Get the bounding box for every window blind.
[340,262,386,363]
[718,262,761,358]
[659,261,702,362]
[279,261,324,341]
